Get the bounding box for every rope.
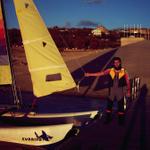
[58,32,86,92]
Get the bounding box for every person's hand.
[84,73,90,77]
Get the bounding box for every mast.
[1,0,20,107]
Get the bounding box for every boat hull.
[0,123,73,146]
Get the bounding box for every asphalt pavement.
[54,40,150,150]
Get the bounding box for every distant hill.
[8,27,120,50]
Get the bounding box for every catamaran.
[0,0,98,146]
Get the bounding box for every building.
[91,26,109,36]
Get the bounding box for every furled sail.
[13,0,76,97]
[0,1,12,85]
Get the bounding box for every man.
[85,57,130,125]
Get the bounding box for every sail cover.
[13,0,76,97]
[0,1,12,85]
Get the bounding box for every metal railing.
[131,76,141,101]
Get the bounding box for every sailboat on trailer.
[0,0,98,146]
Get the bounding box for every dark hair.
[112,57,122,63]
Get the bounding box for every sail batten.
[29,65,66,72]
[23,35,49,45]
[13,0,76,97]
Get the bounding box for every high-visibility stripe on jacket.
[108,68,128,87]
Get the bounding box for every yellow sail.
[13,0,76,97]
[0,1,12,85]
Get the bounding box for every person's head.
[112,57,122,70]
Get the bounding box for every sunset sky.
[3,0,150,29]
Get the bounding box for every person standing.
[85,57,130,125]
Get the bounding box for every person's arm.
[85,69,110,77]
[125,70,131,97]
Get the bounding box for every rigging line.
[58,32,86,92]
[58,32,86,74]
[1,0,20,107]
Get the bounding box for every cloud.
[77,20,98,27]
[84,0,103,4]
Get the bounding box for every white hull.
[0,123,73,146]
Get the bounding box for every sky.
[3,0,150,30]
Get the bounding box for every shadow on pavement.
[120,84,148,150]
